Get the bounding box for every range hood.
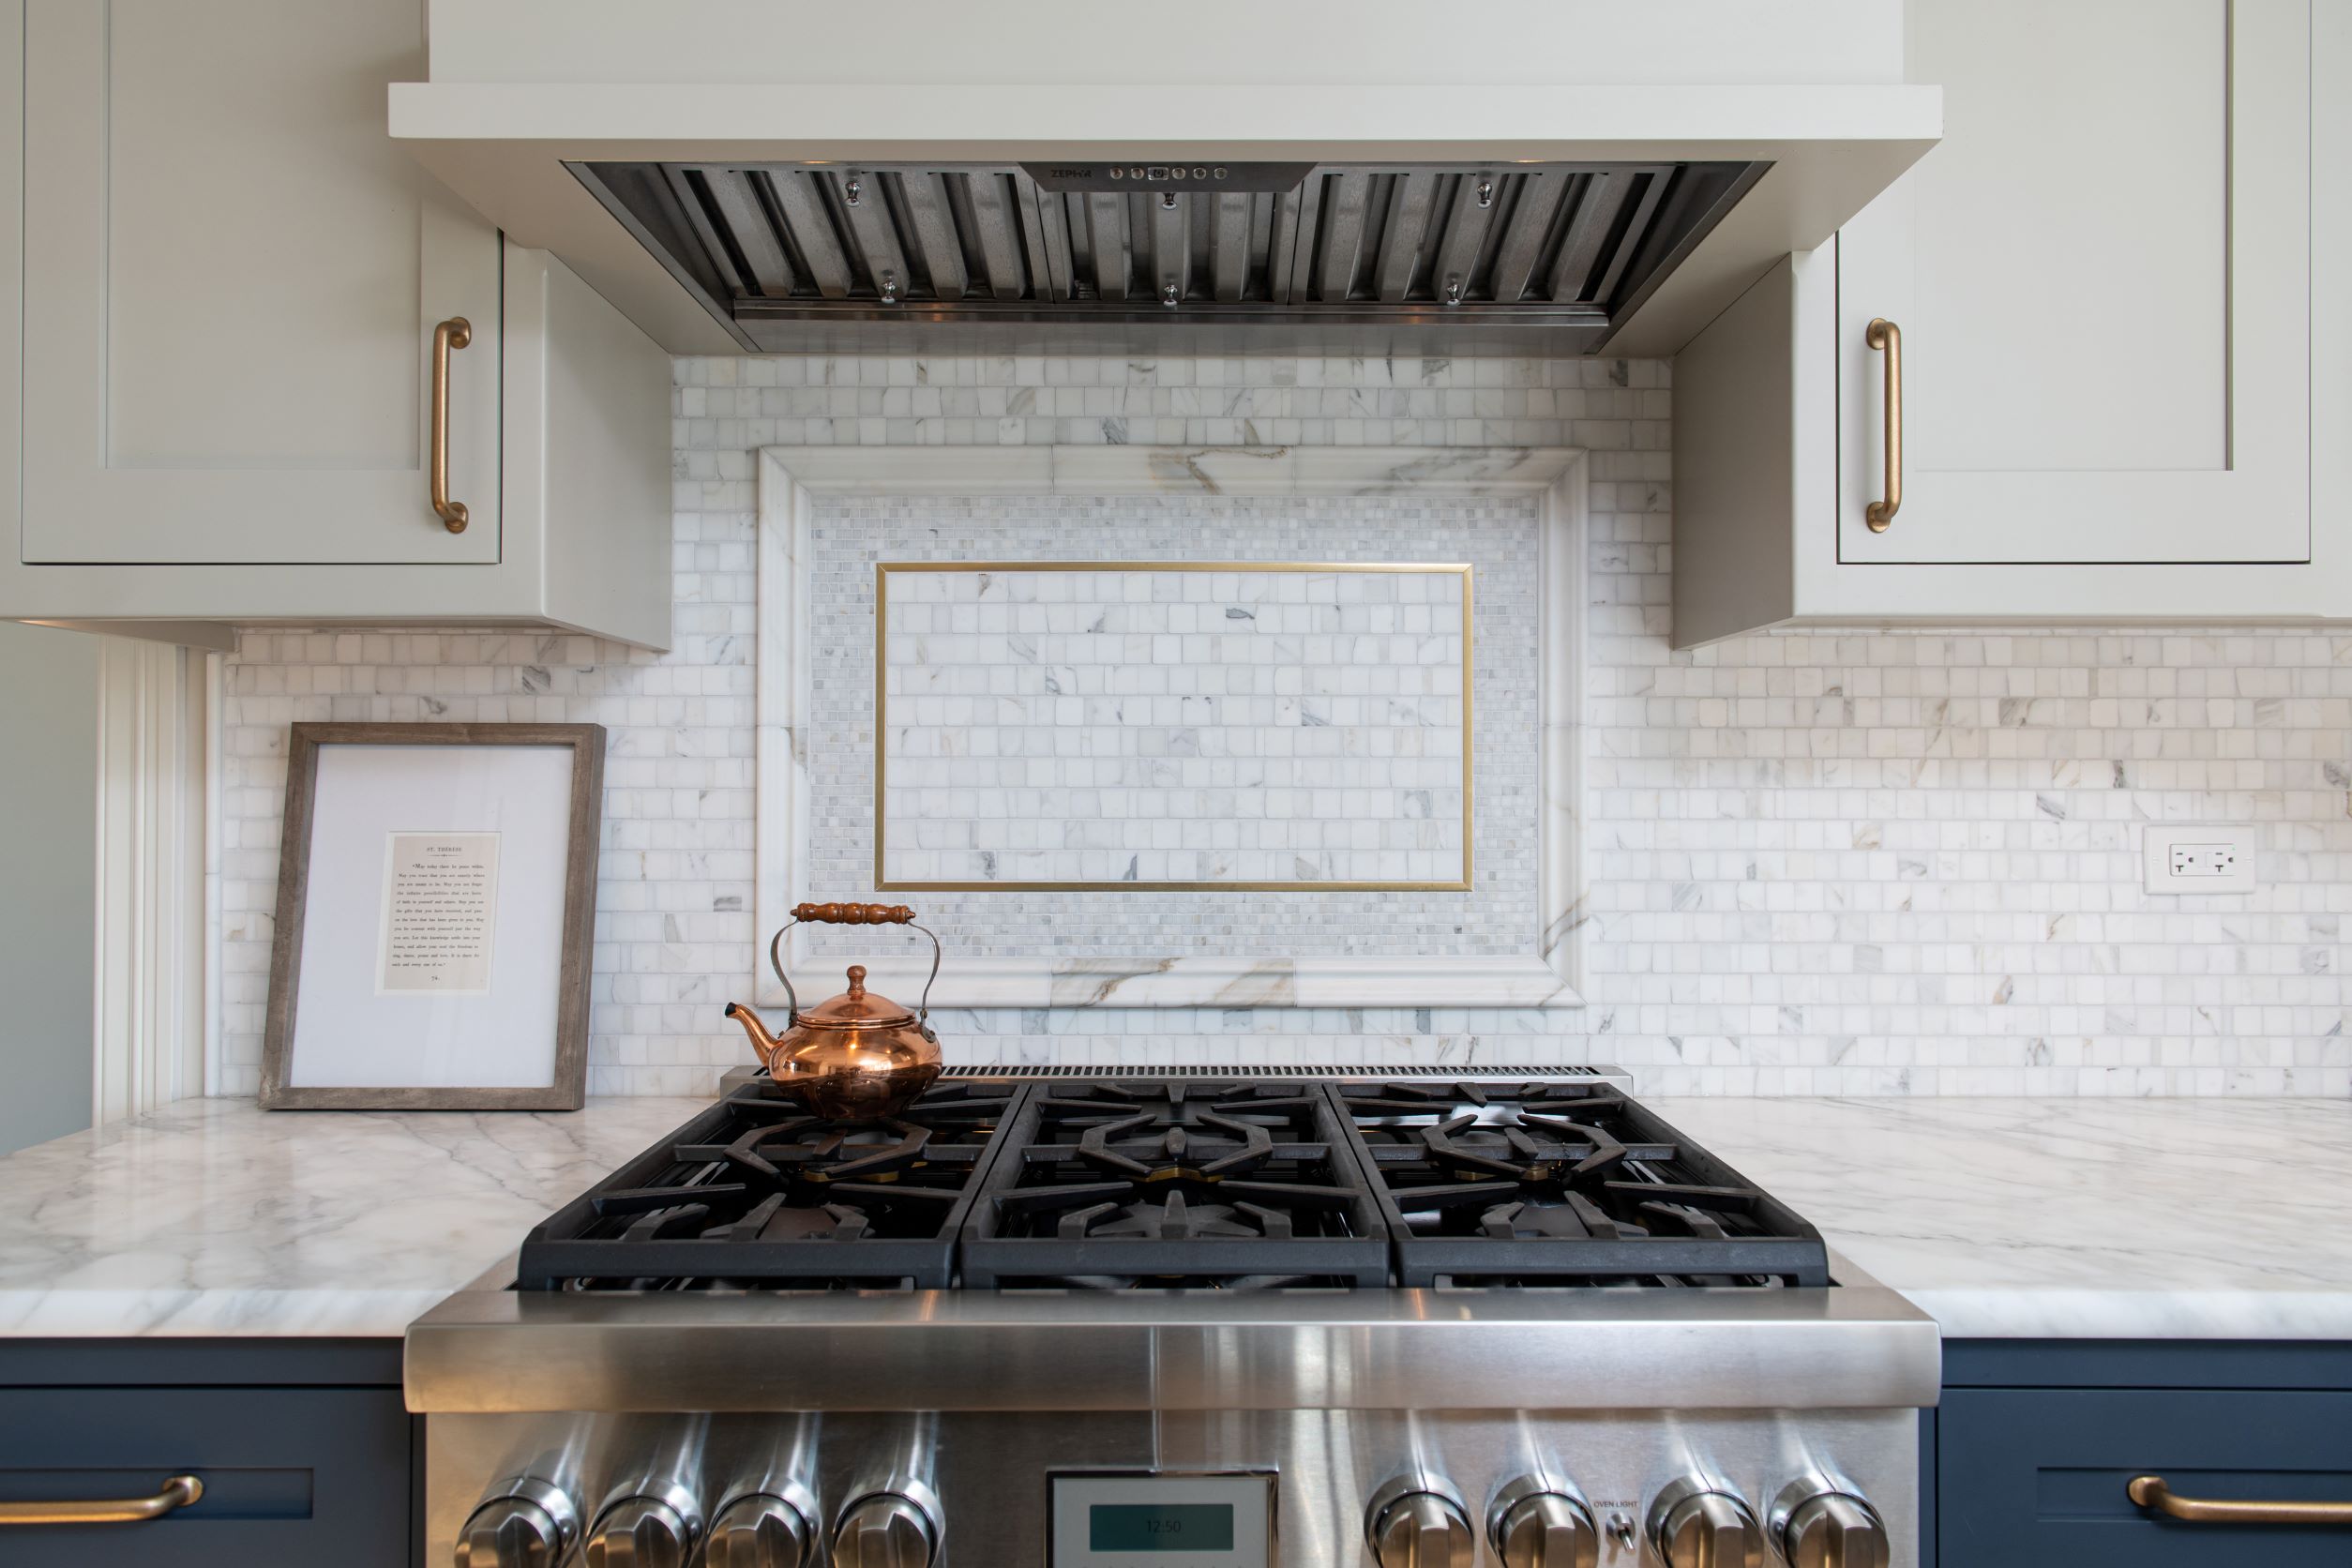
[390,2,1939,357]
[575,159,1763,355]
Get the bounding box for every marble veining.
[1650,1094,2352,1339]
[0,1096,702,1337]
[0,1093,2345,1339]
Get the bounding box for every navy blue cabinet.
[0,1339,413,1566]
[1932,1341,2352,1568]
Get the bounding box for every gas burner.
[1072,1108,1274,1178]
[1340,1078,1637,1123]
[717,1114,935,1184]
[1061,1190,1290,1242]
[959,1078,1393,1289]
[1334,1080,1830,1288]
[513,1083,1016,1289]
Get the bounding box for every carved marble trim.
[755,445,1587,1009]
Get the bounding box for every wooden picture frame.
[259,723,604,1110]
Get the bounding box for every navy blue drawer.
[0,1387,410,1566]
[1939,1387,2352,1567]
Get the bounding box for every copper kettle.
[724,902,944,1121]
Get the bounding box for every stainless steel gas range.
[407,1067,1937,1568]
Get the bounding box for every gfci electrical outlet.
[2142,825,2261,894]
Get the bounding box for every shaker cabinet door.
[18,0,501,565]
[1834,0,2310,565]
[1938,1387,2352,1568]
[0,1387,412,1568]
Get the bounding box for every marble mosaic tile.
[875,560,1470,888]
[209,354,2351,1099]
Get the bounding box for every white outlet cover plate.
[2142,824,2262,895]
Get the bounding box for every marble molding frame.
[756,445,1588,1011]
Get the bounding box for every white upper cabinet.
[2,0,672,646]
[21,0,502,565]
[1835,0,2308,566]
[1674,0,2343,643]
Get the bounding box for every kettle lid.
[795,964,916,1029]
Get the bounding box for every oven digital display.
[1089,1503,1236,1552]
[1050,1471,1273,1568]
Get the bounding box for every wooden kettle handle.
[770,903,939,1023]
[792,902,915,926]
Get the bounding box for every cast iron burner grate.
[513,1081,1016,1289]
[957,1079,1393,1290]
[517,1077,1834,1294]
[1334,1080,1832,1288]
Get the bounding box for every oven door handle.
[2129,1474,2352,1527]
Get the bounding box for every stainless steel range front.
[407,1070,1937,1568]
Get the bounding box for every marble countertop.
[0,1093,2344,1340]
[1648,1095,2352,1340]
[0,1095,707,1337]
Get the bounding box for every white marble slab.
[0,1096,704,1337]
[3,1093,2346,1340]
[1648,1095,2352,1341]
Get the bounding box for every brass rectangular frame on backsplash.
[872,560,1474,893]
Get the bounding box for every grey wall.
[0,623,97,1154]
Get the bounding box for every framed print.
[259,723,604,1110]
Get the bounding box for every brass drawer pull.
[1865,316,1903,532]
[2129,1474,2352,1526]
[0,1473,204,1525]
[430,315,473,534]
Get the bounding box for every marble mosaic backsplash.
[212,353,2350,1099]
[877,558,1470,889]
[806,491,1538,962]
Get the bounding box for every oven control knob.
[1366,1477,1476,1568]
[584,1485,702,1568]
[706,1486,821,1568]
[1487,1477,1601,1568]
[1649,1478,1765,1568]
[833,1489,940,1568]
[455,1478,580,1568]
[1773,1483,1890,1568]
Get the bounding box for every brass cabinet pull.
[0,1473,204,1525]
[430,315,473,534]
[2129,1474,2352,1527]
[1864,316,1903,532]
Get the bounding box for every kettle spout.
[723,1002,781,1069]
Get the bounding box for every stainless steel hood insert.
[574,158,1764,353]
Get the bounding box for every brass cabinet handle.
[2129,1474,2352,1527]
[1864,316,1903,532]
[0,1473,204,1525]
[430,316,473,534]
